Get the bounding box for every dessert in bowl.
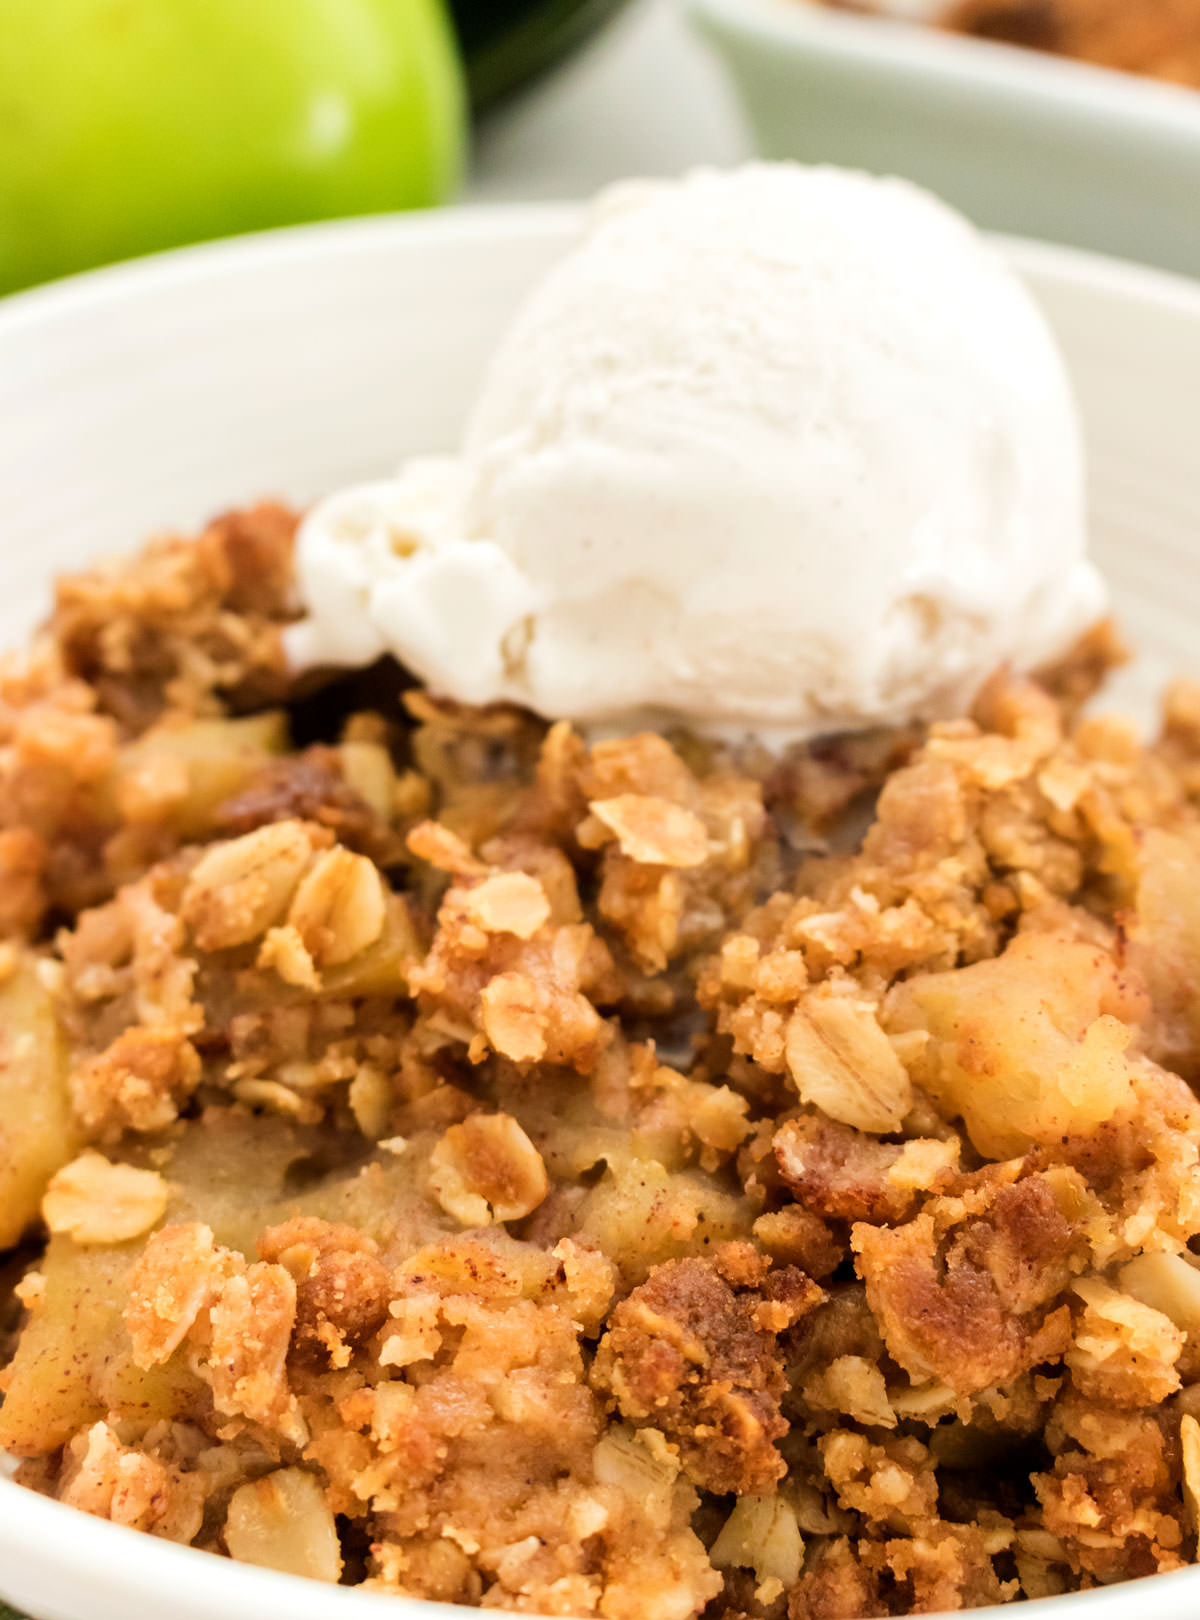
[4,167,1200,1620]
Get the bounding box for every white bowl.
[688,0,1200,279]
[3,207,1200,1620]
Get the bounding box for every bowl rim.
[5,203,1200,1620]
[689,0,1200,139]
[6,197,1200,337]
[0,203,580,335]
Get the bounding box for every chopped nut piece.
[786,991,912,1134]
[181,820,322,950]
[407,819,486,875]
[886,1137,960,1192]
[710,1494,805,1589]
[1067,1277,1184,1407]
[225,1468,342,1582]
[42,1150,167,1245]
[257,923,319,989]
[429,1112,550,1226]
[338,740,396,821]
[463,872,551,939]
[589,795,708,867]
[1119,1251,1200,1337]
[479,971,548,1063]
[348,1062,392,1140]
[592,1426,681,1534]
[805,1355,896,1429]
[288,845,386,966]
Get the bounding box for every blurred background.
[5,0,1200,297]
[470,0,746,198]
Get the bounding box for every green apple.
[0,0,466,295]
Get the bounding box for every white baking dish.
[689,0,1200,279]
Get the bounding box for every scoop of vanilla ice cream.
[287,164,1105,739]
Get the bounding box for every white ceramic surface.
[3,208,1200,1619]
[689,0,1200,280]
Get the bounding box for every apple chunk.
[0,951,79,1251]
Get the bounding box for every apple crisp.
[5,504,1200,1615]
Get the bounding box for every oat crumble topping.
[2,505,1200,1614]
